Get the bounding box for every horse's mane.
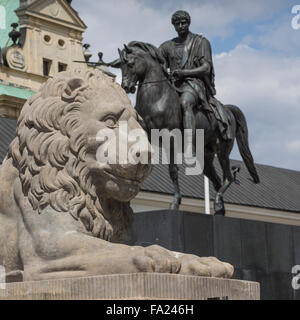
[127,41,168,76]
[128,41,165,64]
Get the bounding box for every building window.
[43,59,52,76]
[44,35,51,43]
[58,39,65,48]
[58,63,67,72]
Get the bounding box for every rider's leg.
[210,98,233,140]
[180,92,197,157]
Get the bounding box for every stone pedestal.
[0,273,259,300]
[132,210,300,300]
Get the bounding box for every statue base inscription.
[0,273,259,300]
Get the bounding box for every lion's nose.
[126,122,153,179]
[129,140,152,164]
[132,140,153,181]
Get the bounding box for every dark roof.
[0,117,16,163]
[0,117,299,213]
[141,159,300,214]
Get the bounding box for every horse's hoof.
[214,202,225,215]
[214,209,225,216]
[214,195,225,216]
[214,202,225,216]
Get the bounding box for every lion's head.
[8,69,152,243]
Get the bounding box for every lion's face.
[80,94,152,202]
[8,69,152,241]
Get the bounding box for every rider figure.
[159,10,232,155]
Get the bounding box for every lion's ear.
[62,78,87,102]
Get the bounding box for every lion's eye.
[103,116,117,128]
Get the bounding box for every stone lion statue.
[0,69,233,282]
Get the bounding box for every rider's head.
[171,11,191,25]
[171,11,191,37]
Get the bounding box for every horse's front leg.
[214,144,239,216]
[214,185,230,216]
[169,162,182,210]
[168,140,182,210]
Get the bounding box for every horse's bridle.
[138,78,170,86]
[138,75,185,94]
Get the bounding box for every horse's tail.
[227,105,260,184]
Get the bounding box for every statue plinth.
[0,273,259,300]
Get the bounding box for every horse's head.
[118,42,166,95]
[119,44,146,94]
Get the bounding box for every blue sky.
[72,0,300,171]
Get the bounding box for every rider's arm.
[181,37,213,79]
[172,57,211,79]
[183,58,211,78]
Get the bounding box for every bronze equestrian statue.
[160,11,233,156]
[109,10,259,215]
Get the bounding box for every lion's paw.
[132,245,181,274]
[177,254,234,278]
[131,246,233,279]
[91,215,113,241]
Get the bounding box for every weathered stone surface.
[0,69,234,282]
[0,273,260,300]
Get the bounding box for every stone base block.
[0,273,260,300]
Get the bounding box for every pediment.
[18,0,86,30]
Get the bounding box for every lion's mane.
[7,69,133,242]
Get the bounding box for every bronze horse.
[116,41,259,215]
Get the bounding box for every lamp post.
[204,176,210,215]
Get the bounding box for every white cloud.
[214,45,300,170]
[256,14,300,55]
[73,0,173,62]
[72,0,290,60]
[180,0,289,38]
[286,140,300,152]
